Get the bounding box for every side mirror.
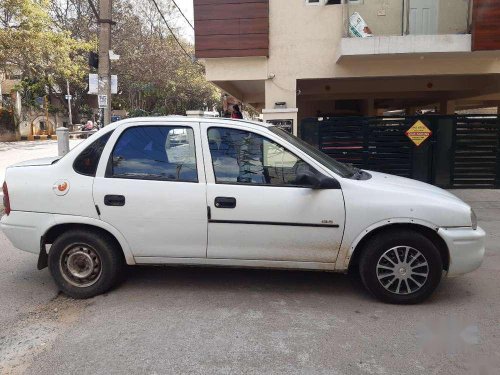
[296,170,340,189]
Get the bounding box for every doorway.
[408,0,438,35]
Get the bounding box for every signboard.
[98,94,108,109]
[349,12,373,38]
[406,120,432,147]
[88,74,118,94]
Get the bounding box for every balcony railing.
[344,0,473,38]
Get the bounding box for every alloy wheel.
[376,246,429,295]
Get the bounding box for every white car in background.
[1,118,485,304]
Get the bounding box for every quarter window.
[73,131,113,176]
[208,127,317,186]
[108,126,197,182]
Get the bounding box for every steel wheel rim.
[376,246,429,295]
[59,244,102,287]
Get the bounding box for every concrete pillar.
[56,127,70,157]
[440,100,456,115]
[406,106,417,116]
[263,77,298,134]
[362,99,376,116]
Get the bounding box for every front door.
[409,0,438,35]
[93,123,207,258]
[202,123,345,263]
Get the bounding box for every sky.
[171,0,195,42]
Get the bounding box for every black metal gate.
[300,115,500,188]
[451,116,500,188]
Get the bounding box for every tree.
[53,0,220,116]
[0,0,93,85]
[0,0,93,124]
[110,0,220,116]
[1,0,219,121]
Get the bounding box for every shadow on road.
[112,265,474,306]
[121,265,365,296]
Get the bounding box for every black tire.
[48,229,124,299]
[359,229,443,304]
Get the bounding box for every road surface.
[0,141,499,374]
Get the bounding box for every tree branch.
[86,0,99,20]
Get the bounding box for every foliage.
[110,0,220,115]
[1,0,220,120]
[0,0,93,82]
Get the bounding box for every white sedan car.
[1,118,485,304]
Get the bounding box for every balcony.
[338,0,476,61]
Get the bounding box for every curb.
[21,135,58,141]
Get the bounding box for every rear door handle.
[214,197,236,209]
[104,195,125,206]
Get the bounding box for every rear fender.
[47,215,136,265]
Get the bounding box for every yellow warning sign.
[406,120,432,147]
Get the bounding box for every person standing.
[231,105,243,119]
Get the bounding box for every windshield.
[269,126,356,178]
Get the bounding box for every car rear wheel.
[48,229,124,299]
[359,229,443,304]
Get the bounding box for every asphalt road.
[0,190,499,375]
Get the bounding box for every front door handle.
[214,197,236,209]
[104,195,125,206]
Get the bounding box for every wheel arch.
[346,221,450,273]
[42,217,135,266]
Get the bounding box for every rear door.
[93,122,207,259]
[201,123,345,263]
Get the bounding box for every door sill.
[134,257,338,271]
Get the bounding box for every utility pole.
[44,96,50,135]
[66,80,73,126]
[98,0,113,126]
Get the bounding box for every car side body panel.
[92,121,209,258]
[335,172,477,271]
[5,164,98,219]
[199,122,346,264]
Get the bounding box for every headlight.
[471,209,478,230]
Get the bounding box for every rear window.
[73,131,113,176]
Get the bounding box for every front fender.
[335,218,440,271]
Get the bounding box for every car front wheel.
[48,229,124,299]
[359,229,443,304]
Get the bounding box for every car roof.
[108,116,272,129]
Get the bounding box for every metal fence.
[300,115,500,189]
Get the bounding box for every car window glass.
[208,127,316,186]
[73,131,113,176]
[269,126,356,178]
[109,126,197,182]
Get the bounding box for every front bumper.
[438,226,485,277]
